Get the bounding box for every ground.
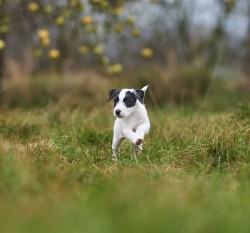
[0,104,249,233]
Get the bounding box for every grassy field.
[0,101,249,233]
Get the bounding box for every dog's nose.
[115,109,121,116]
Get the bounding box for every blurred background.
[0,0,249,110]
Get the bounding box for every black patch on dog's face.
[123,91,137,108]
[113,95,119,107]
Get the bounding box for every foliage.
[0,0,158,75]
[1,0,250,77]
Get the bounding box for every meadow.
[0,72,249,233]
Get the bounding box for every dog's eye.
[124,98,132,105]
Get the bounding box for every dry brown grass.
[0,61,248,112]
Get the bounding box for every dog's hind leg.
[112,137,124,160]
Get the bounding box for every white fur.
[111,85,150,160]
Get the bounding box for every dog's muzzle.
[115,109,122,117]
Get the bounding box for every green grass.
[0,105,249,233]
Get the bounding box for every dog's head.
[107,85,148,118]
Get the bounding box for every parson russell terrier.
[106,85,150,160]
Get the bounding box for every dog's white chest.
[119,110,147,131]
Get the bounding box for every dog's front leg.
[136,122,150,139]
[132,143,143,152]
[132,122,150,153]
[123,129,143,146]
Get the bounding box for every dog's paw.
[135,138,143,145]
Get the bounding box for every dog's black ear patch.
[106,89,120,102]
[135,89,145,104]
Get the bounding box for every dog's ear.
[141,85,148,92]
[106,89,120,102]
[135,85,148,102]
[135,89,145,100]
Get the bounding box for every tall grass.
[0,64,248,111]
[0,102,249,233]
[0,66,249,232]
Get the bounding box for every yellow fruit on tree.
[100,1,110,9]
[62,8,73,18]
[113,6,123,15]
[141,48,153,58]
[27,2,39,12]
[44,5,53,14]
[0,40,6,50]
[81,16,92,25]
[41,37,50,46]
[126,16,136,25]
[55,16,65,26]
[131,27,141,37]
[0,25,9,33]
[93,45,104,55]
[78,45,89,55]
[114,24,124,33]
[38,29,49,39]
[48,49,60,59]
[113,63,123,73]
[107,63,123,74]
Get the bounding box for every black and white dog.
[107,86,150,160]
